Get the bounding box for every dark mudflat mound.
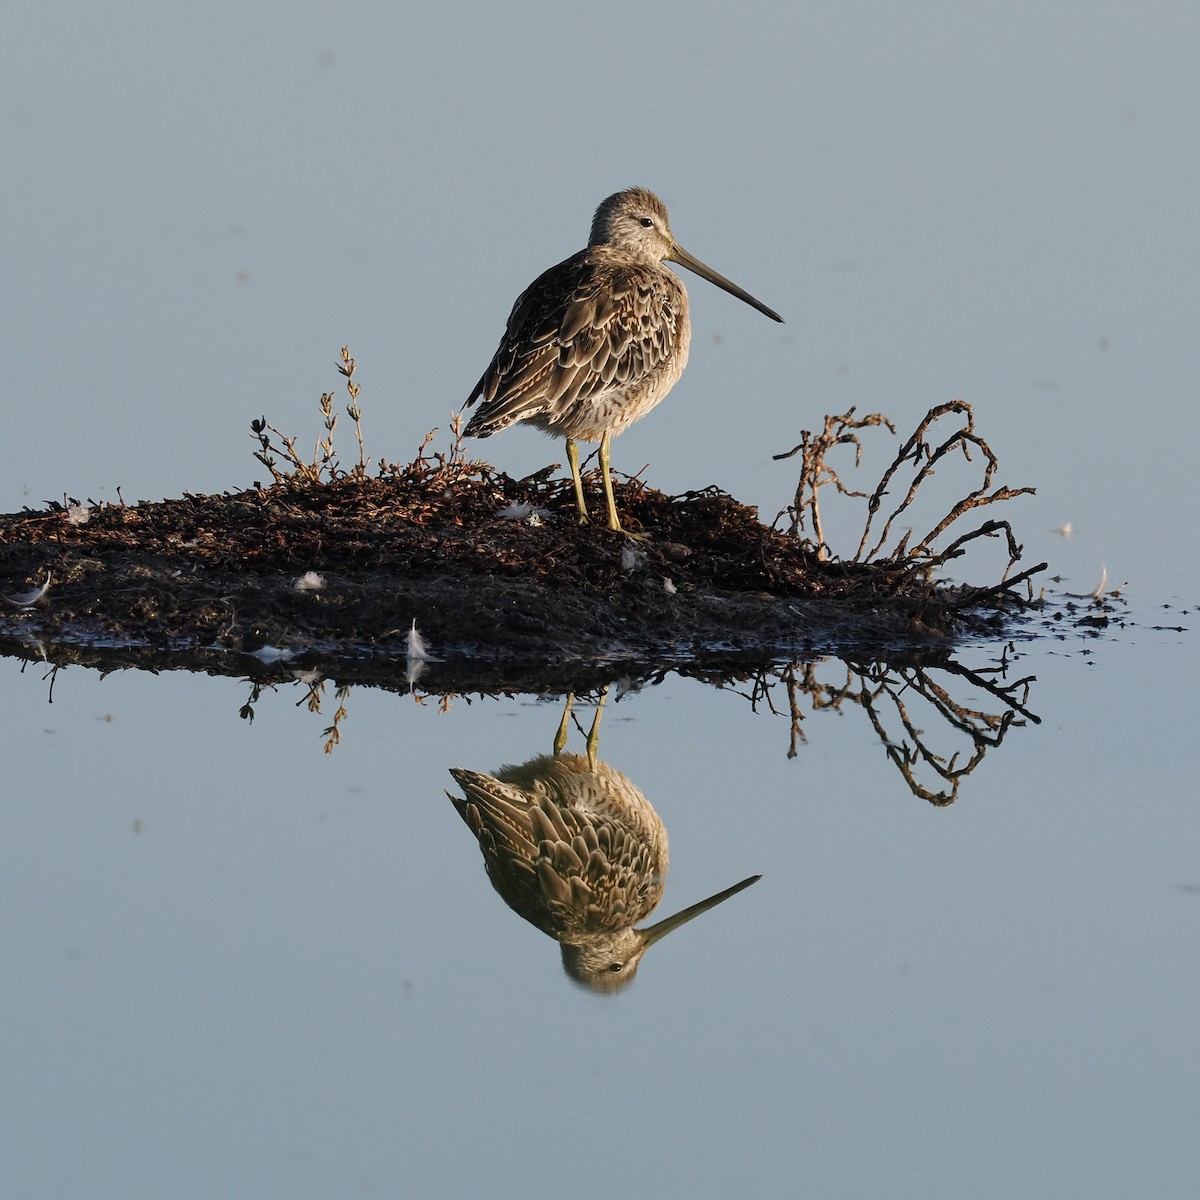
[0,455,1033,691]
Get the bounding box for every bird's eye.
[608,962,623,972]
[639,217,654,228]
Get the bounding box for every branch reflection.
[741,653,1040,805]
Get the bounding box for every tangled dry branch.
[775,401,1041,594]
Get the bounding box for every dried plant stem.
[773,408,895,558]
[337,346,368,478]
[250,344,380,486]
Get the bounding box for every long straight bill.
[669,245,783,323]
[638,873,762,949]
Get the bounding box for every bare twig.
[854,401,1035,565]
[772,408,895,557]
[775,401,1040,613]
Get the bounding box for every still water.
[4,2,1199,1195]
[2,604,1195,1199]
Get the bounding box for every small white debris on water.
[497,502,551,522]
[620,545,647,572]
[295,571,326,591]
[1,574,52,608]
[249,645,295,663]
[66,505,90,526]
[1064,565,1125,601]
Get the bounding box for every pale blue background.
[2,3,1199,1198]
[5,1,1198,596]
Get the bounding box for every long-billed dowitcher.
[448,689,760,991]
[464,187,783,534]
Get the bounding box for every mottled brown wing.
[525,794,663,935]
[463,249,684,436]
[449,771,551,934]
[448,768,662,939]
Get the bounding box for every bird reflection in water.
[448,687,760,992]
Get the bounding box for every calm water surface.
[2,605,1196,1199]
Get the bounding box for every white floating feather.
[2,574,52,608]
[1064,565,1122,601]
[406,619,439,663]
[294,571,326,592]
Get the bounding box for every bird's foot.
[614,526,652,544]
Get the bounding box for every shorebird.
[463,187,783,534]
[448,689,760,991]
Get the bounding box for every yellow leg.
[554,688,608,768]
[600,432,649,539]
[598,431,623,533]
[585,685,609,772]
[553,693,575,757]
[565,439,589,525]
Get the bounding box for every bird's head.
[590,186,783,323]
[559,873,762,993]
